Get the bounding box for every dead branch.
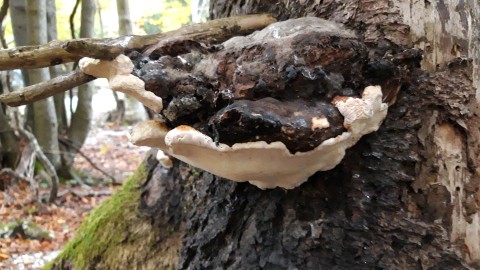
[18,127,58,203]
[69,188,112,197]
[15,143,38,199]
[0,14,276,70]
[57,188,112,198]
[70,0,81,39]
[0,70,94,106]
[59,137,117,184]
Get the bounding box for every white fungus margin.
[130,85,388,189]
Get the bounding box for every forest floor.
[0,123,148,269]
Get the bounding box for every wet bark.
[50,1,480,269]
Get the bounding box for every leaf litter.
[0,123,148,269]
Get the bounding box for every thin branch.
[58,188,112,197]
[0,70,95,106]
[59,138,117,184]
[69,188,112,197]
[18,126,58,203]
[0,14,276,70]
[0,0,9,49]
[70,0,81,39]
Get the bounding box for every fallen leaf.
[0,253,9,261]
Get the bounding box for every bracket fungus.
[124,17,398,189]
[131,86,387,189]
[79,54,163,112]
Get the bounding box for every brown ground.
[0,124,148,269]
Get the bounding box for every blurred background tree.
[0,0,200,199]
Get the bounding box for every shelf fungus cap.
[132,86,387,189]
[79,54,163,112]
[130,119,170,150]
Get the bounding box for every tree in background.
[139,0,191,34]
[59,0,96,177]
[1,0,195,191]
[114,0,147,123]
[26,0,61,169]
[0,0,98,195]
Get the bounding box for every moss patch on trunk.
[46,163,182,270]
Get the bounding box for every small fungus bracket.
[79,54,163,113]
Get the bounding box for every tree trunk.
[115,0,147,123]
[10,0,28,85]
[46,0,68,134]
[191,0,210,23]
[116,0,133,36]
[61,0,96,173]
[26,0,61,169]
[49,1,480,269]
[0,103,18,168]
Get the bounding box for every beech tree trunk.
[47,0,68,135]
[26,0,61,168]
[59,0,96,174]
[116,0,133,36]
[49,1,480,269]
[115,0,147,122]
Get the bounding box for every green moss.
[45,162,182,270]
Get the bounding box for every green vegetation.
[44,162,181,270]
[139,0,191,34]
[2,0,192,45]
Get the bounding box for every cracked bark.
[49,0,480,269]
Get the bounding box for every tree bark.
[116,0,147,122]
[116,0,133,36]
[62,0,96,173]
[26,0,61,169]
[0,103,18,168]
[10,0,29,99]
[46,0,68,134]
[48,1,480,269]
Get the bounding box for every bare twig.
[0,14,276,70]
[0,70,95,106]
[70,188,112,197]
[57,188,112,198]
[18,127,58,203]
[70,0,81,39]
[0,0,9,49]
[59,138,117,184]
